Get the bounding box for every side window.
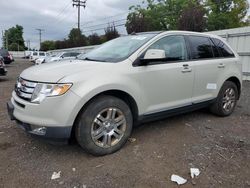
[72,53,80,57]
[211,38,235,57]
[39,52,45,56]
[188,36,214,59]
[62,53,71,57]
[210,38,221,58]
[148,35,187,62]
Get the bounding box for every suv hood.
[20,60,109,83]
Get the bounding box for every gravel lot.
[0,59,250,188]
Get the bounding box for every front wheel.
[75,95,133,156]
[210,81,239,117]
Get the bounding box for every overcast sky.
[0,0,142,49]
[0,0,249,50]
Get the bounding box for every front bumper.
[7,101,72,142]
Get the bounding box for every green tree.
[3,25,25,51]
[206,0,249,31]
[88,33,102,45]
[40,40,56,51]
[126,0,249,33]
[126,0,191,33]
[126,11,154,34]
[68,28,88,47]
[104,24,120,41]
[178,1,207,32]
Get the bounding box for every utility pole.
[6,31,8,50]
[72,0,87,30]
[28,40,30,50]
[25,40,31,50]
[3,30,8,50]
[36,29,44,50]
[1,30,4,49]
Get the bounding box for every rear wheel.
[75,95,133,156]
[210,81,238,116]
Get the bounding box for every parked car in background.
[0,49,14,64]
[7,31,242,156]
[43,52,81,64]
[23,51,33,59]
[34,57,46,65]
[29,51,46,63]
[0,56,7,76]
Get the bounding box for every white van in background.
[29,51,46,63]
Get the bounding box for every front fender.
[65,76,146,126]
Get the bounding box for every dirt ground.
[0,59,249,188]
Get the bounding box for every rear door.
[186,35,222,103]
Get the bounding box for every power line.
[72,0,87,29]
[82,18,127,30]
[81,11,129,26]
[55,0,72,19]
[82,23,126,34]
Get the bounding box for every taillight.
[8,53,12,59]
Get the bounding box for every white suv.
[7,31,242,155]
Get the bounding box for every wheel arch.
[225,76,241,99]
[70,89,139,140]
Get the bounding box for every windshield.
[79,34,157,63]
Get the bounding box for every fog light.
[32,127,47,135]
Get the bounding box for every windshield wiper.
[83,57,107,62]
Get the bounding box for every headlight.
[31,83,72,103]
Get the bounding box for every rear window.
[211,38,235,57]
[188,36,214,59]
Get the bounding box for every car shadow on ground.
[0,77,9,82]
[21,109,212,158]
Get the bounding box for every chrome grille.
[15,77,37,101]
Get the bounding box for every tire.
[210,81,238,117]
[75,95,133,156]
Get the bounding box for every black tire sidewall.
[214,81,238,116]
[76,95,133,156]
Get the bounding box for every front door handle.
[218,63,225,68]
[182,64,192,73]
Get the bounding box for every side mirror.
[140,49,166,65]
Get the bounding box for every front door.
[135,35,195,115]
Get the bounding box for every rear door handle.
[218,63,225,68]
[182,64,192,73]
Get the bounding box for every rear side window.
[211,38,235,57]
[188,36,214,59]
[209,38,221,57]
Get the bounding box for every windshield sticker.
[131,36,147,40]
